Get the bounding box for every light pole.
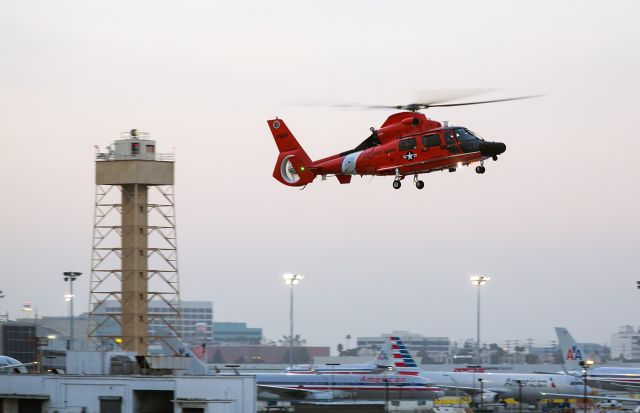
[443,374,461,407]
[21,301,33,320]
[283,273,303,369]
[478,378,485,410]
[327,363,340,400]
[580,359,594,413]
[63,272,82,350]
[515,379,524,413]
[0,290,5,322]
[384,366,393,413]
[0,290,6,322]
[470,275,490,364]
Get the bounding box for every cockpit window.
[444,130,455,145]
[454,128,481,142]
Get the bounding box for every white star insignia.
[403,151,417,161]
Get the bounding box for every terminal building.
[0,321,36,366]
[357,331,451,363]
[611,325,640,361]
[213,322,262,345]
[96,300,213,345]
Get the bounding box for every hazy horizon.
[1,0,638,352]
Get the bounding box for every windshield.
[453,128,481,142]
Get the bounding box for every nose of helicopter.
[479,141,507,157]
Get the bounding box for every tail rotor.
[268,118,316,187]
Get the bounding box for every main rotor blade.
[424,95,543,108]
[414,88,499,106]
[292,93,542,111]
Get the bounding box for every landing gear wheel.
[475,166,486,174]
[392,180,402,189]
[415,180,425,190]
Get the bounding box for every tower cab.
[113,129,156,160]
[97,129,157,161]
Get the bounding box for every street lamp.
[384,366,393,413]
[443,374,461,407]
[579,359,594,413]
[470,275,491,364]
[63,272,82,350]
[515,379,524,413]
[283,273,303,369]
[327,363,340,400]
[0,290,4,321]
[21,301,33,319]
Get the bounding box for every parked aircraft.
[0,356,29,373]
[306,337,591,404]
[255,372,444,401]
[556,327,640,391]
[286,339,405,374]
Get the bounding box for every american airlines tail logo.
[390,337,418,368]
[566,345,583,361]
[376,350,389,361]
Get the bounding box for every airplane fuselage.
[256,372,444,401]
[423,371,588,403]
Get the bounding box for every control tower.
[88,130,180,355]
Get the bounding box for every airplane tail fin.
[555,327,584,372]
[267,118,316,187]
[381,336,420,375]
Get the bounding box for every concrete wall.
[96,160,174,185]
[0,374,255,413]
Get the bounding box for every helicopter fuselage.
[268,111,507,189]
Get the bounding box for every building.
[357,331,451,363]
[213,322,262,345]
[203,344,330,364]
[0,321,36,365]
[0,371,255,413]
[611,325,640,361]
[16,314,90,351]
[173,301,213,344]
[97,300,213,345]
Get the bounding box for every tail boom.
[268,118,316,186]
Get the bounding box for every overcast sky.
[1,0,639,353]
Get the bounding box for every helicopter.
[267,95,538,189]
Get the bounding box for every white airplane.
[286,339,400,374]
[0,355,29,373]
[255,372,444,401]
[556,327,640,391]
[394,337,591,404]
[306,336,591,405]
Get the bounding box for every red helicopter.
[267,95,537,189]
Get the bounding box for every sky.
[0,0,639,353]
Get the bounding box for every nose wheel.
[475,165,486,174]
[392,168,403,189]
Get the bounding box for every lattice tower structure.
[88,130,180,355]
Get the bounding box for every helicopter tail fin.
[268,118,316,186]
